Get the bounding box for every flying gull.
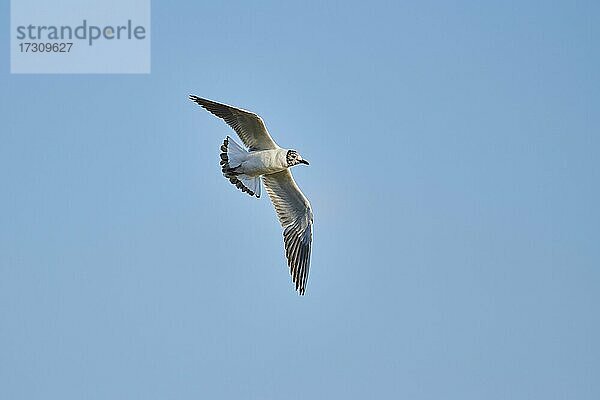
[189,95,313,295]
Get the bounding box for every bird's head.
[286,149,310,167]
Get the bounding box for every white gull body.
[236,148,289,177]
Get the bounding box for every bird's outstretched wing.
[262,170,313,295]
[189,95,279,151]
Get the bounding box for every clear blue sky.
[1,1,599,399]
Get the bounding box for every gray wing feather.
[262,170,313,295]
[189,95,279,150]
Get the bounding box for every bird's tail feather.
[220,137,261,198]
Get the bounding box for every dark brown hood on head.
[286,150,309,167]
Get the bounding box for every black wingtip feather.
[219,138,258,198]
